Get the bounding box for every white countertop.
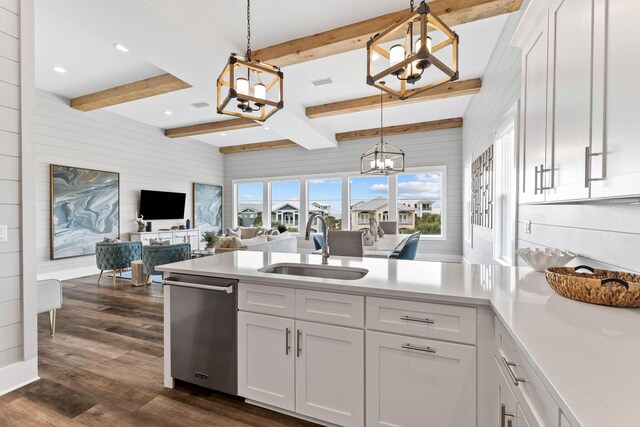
[158,251,640,427]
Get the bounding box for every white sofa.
[215,233,297,254]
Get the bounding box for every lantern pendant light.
[366,0,459,100]
[360,83,405,176]
[217,0,283,121]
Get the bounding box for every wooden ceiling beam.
[307,78,481,119]
[164,118,260,138]
[219,139,297,155]
[70,73,191,112]
[336,117,463,141]
[252,0,523,67]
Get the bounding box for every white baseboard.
[0,357,39,397]
[245,399,337,427]
[37,266,100,281]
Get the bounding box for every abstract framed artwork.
[193,183,223,235]
[50,164,120,260]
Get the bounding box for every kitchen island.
[158,251,640,427]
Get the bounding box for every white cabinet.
[515,0,640,202]
[295,321,364,426]
[131,229,200,250]
[519,18,549,204]
[496,359,535,427]
[544,0,593,202]
[237,284,365,426]
[366,331,476,427]
[237,311,295,411]
[590,0,640,198]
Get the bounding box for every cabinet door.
[520,18,549,204]
[591,0,640,198]
[366,331,476,427]
[295,321,364,427]
[544,0,593,201]
[237,311,295,411]
[496,359,518,427]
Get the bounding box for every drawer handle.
[502,356,526,386]
[401,343,436,354]
[400,315,435,324]
[501,404,515,427]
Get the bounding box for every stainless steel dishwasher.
[164,273,238,395]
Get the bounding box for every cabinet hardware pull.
[502,356,526,386]
[296,329,302,357]
[534,165,539,195]
[538,163,554,191]
[400,315,435,324]
[501,404,515,427]
[584,146,605,187]
[285,328,290,355]
[401,343,436,353]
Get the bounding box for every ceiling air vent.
[311,77,333,87]
[191,102,210,108]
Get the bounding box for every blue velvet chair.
[389,232,420,260]
[313,234,324,250]
[142,243,191,286]
[96,241,142,288]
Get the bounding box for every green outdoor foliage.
[324,215,342,230]
[410,213,441,235]
[252,214,263,227]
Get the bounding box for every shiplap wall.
[0,0,24,372]
[462,8,524,265]
[463,2,640,273]
[35,90,224,279]
[223,129,463,259]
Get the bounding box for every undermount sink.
[258,263,368,280]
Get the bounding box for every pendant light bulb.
[254,83,266,100]
[236,77,249,96]
[389,44,405,75]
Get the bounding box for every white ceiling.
[34,0,510,149]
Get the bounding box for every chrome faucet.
[305,213,329,265]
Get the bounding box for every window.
[308,178,342,230]
[397,170,444,237]
[349,176,388,231]
[494,112,517,265]
[271,181,300,232]
[236,182,263,227]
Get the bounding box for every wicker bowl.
[545,265,640,308]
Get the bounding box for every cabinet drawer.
[366,297,476,345]
[495,319,558,427]
[238,283,295,317]
[295,289,364,328]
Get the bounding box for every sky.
[236,172,443,217]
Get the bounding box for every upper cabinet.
[513,0,640,203]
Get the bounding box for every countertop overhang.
[158,251,640,427]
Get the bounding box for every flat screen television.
[139,190,186,220]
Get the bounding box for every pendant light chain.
[380,89,384,144]
[246,0,252,59]
[410,0,414,11]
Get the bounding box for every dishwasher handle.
[163,279,234,293]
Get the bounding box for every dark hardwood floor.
[0,276,317,426]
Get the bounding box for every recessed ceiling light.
[164,110,173,115]
[264,126,269,130]
[311,77,333,87]
[371,52,380,61]
[220,132,226,136]
[114,43,129,52]
[52,66,66,74]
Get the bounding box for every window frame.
[396,165,447,241]
[232,165,447,241]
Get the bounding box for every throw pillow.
[240,235,268,246]
[226,227,241,238]
[216,236,235,249]
[240,227,259,239]
[267,229,280,236]
[229,237,245,248]
[102,237,120,243]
